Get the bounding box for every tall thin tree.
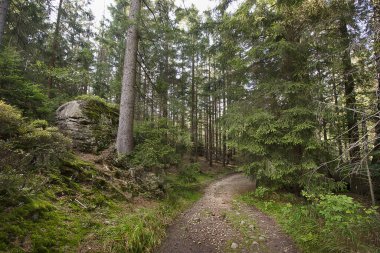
[116,0,141,155]
[372,0,380,164]
[0,0,10,46]
[47,0,64,98]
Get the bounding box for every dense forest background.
[1,0,379,198]
[0,0,379,252]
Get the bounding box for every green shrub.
[30,119,49,130]
[14,127,71,170]
[253,186,272,199]
[0,103,72,204]
[131,139,178,169]
[0,142,43,204]
[0,100,22,139]
[131,120,191,169]
[178,163,201,183]
[316,194,378,231]
[240,191,380,252]
[0,47,49,119]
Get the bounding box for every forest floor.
[155,173,298,253]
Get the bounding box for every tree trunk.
[47,0,64,98]
[143,73,148,120]
[0,0,10,46]
[372,0,380,164]
[222,69,227,166]
[339,19,364,194]
[208,56,213,167]
[116,0,141,155]
[361,114,376,206]
[190,34,198,159]
[205,106,209,159]
[135,64,142,121]
[332,73,343,158]
[339,20,360,163]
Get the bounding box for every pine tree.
[116,0,141,155]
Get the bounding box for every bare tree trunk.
[191,35,196,152]
[372,0,380,164]
[208,56,213,167]
[143,73,148,120]
[215,96,219,161]
[116,0,141,155]
[205,106,209,159]
[47,0,64,98]
[362,114,376,206]
[222,69,228,166]
[332,73,343,158]
[0,0,10,46]
[150,82,154,121]
[135,64,142,121]
[195,58,198,158]
[340,20,360,162]
[340,20,363,194]
[208,96,213,167]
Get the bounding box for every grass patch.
[239,188,380,253]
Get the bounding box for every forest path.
[155,173,298,253]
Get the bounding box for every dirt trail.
[155,173,298,253]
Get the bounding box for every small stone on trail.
[231,242,238,249]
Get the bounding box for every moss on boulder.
[56,96,118,153]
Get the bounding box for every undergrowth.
[94,171,213,253]
[0,159,216,252]
[239,187,380,253]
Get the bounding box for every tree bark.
[339,20,360,163]
[372,0,380,164]
[361,114,376,206]
[116,0,141,155]
[190,34,198,158]
[332,72,343,158]
[222,69,227,166]
[339,19,365,194]
[0,0,10,46]
[208,55,213,167]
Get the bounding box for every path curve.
[155,173,298,253]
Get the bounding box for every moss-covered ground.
[0,156,226,253]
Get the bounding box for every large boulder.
[56,97,118,153]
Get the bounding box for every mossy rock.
[56,96,118,153]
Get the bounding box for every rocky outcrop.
[56,98,118,153]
